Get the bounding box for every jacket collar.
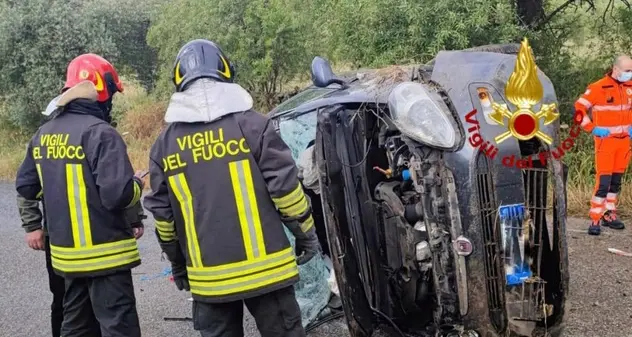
[164,78,253,123]
[43,81,98,117]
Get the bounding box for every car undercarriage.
[272,42,569,337]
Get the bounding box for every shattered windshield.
[278,110,318,161]
[273,88,334,114]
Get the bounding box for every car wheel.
[425,43,521,68]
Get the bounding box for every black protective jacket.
[144,79,315,303]
[15,89,143,278]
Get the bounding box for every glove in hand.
[171,263,190,291]
[295,229,321,265]
[592,127,610,138]
[628,126,632,138]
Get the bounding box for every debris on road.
[139,266,172,281]
[607,247,632,257]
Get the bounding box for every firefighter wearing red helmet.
[16,53,144,337]
[144,39,321,337]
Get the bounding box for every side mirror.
[311,56,347,88]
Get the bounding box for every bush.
[0,0,161,131]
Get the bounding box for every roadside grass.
[0,126,28,181]
[118,100,167,175]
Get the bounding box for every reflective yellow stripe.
[189,260,299,296]
[169,173,203,268]
[272,184,304,209]
[66,164,92,247]
[35,163,43,199]
[272,183,309,218]
[300,215,314,232]
[188,247,295,280]
[52,249,140,273]
[76,164,93,246]
[50,238,138,259]
[155,219,176,241]
[280,195,309,217]
[126,180,142,208]
[229,159,266,260]
[50,238,140,273]
[242,161,265,258]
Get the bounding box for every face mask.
[617,71,632,82]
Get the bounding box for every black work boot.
[602,211,625,230]
[588,220,601,236]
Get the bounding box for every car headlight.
[387,82,460,149]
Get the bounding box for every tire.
[461,43,521,54]
[425,43,521,67]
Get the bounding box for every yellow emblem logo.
[93,72,104,91]
[78,69,104,91]
[219,55,231,79]
[174,61,183,85]
[489,38,559,145]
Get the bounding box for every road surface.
[1,183,631,336]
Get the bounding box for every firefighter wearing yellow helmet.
[144,39,320,337]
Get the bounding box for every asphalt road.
[1,182,631,337]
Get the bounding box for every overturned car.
[270,40,569,337]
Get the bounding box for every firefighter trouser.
[589,136,632,221]
[45,235,65,337]
[60,270,140,337]
[46,236,102,337]
[193,286,305,337]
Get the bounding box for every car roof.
[269,65,418,119]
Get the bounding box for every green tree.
[147,0,315,110]
[320,0,523,67]
[0,0,161,131]
[89,0,165,91]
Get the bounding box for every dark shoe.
[588,223,601,236]
[602,211,625,230]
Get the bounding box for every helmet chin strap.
[101,73,119,126]
[98,98,114,125]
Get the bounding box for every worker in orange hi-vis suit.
[575,55,632,236]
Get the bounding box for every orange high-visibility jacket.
[575,73,632,137]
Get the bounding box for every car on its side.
[270,42,569,337]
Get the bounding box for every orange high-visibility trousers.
[589,136,632,221]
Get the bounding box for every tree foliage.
[147,0,315,110]
[0,0,631,131]
[320,0,524,67]
[0,0,160,130]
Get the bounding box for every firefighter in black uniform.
[18,194,103,337]
[15,53,144,337]
[144,39,321,337]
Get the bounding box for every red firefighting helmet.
[63,53,124,102]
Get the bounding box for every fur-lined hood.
[42,81,98,116]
